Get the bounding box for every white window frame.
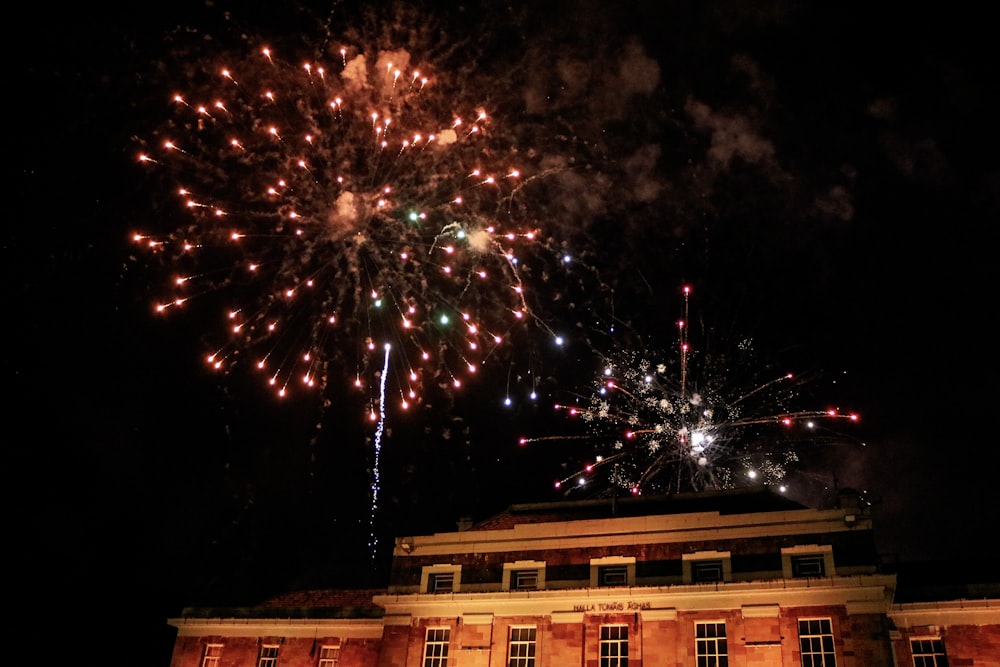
[590,555,636,587]
[421,564,461,593]
[423,627,451,667]
[201,643,223,667]
[695,621,728,666]
[258,644,280,667]
[503,560,546,591]
[599,624,629,667]
[507,625,537,667]
[683,550,732,583]
[797,617,837,666]
[317,644,340,667]
[782,544,834,579]
[910,637,948,666]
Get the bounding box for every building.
[167,487,1000,666]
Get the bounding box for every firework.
[133,38,577,417]
[520,286,860,496]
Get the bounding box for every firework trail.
[520,286,860,496]
[370,343,390,559]
[132,33,588,420]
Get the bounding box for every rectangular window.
[791,554,826,578]
[911,638,949,667]
[430,572,455,592]
[696,622,728,667]
[600,624,628,667]
[692,560,725,582]
[258,645,280,667]
[508,626,537,667]
[423,627,450,667]
[317,645,340,667]
[599,565,629,587]
[798,619,836,667]
[512,569,539,590]
[201,644,223,667]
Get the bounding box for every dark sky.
[16,1,997,665]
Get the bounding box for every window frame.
[590,555,636,588]
[423,627,451,667]
[683,550,732,584]
[507,625,537,667]
[782,545,834,579]
[797,617,837,667]
[503,560,546,591]
[430,571,455,592]
[421,564,462,593]
[201,643,223,667]
[695,621,729,667]
[599,624,629,667]
[317,644,340,667]
[910,637,948,667]
[258,644,280,667]
[599,564,629,586]
[790,554,826,578]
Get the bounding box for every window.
[423,627,450,667]
[422,564,461,593]
[512,569,539,590]
[782,545,833,579]
[508,626,536,667]
[692,560,725,582]
[503,560,546,591]
[683,550,731,584]
[317,645,340,667]
[591,556,635,587]
[430,572,455,592]
[201,644,222,667]
[599,565,629,587]
[696,622,728,667]
[791,554,826,578]
[258,645,280,667]
[911,638,949,667]
[798,618,836,666]
[600,624,628,667]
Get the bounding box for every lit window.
[512,569,539,590]
[692,560,725,582]
[258,645,280,667]
[599,565,629,587]
[201,644,222,667]
[423,627,450,667]
[317,645,340,667]
[696,622,728,667]
[791,554,826,578]
[508,626,536,667]
[600,624,628,667]
[911,638,948,667]
[798,618,836,666]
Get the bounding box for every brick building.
[167,487,999,666]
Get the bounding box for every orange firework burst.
[133,37,580,417]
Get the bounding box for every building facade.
[168,488,1000,666]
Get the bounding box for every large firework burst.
[131,27,588,420]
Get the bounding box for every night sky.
[16,1,996,665]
